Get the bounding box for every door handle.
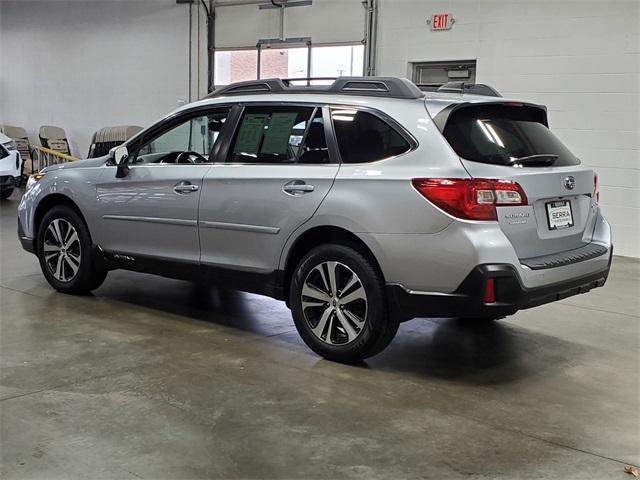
[283,180,315,196]
[173,182,199,194]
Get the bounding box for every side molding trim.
[102,215,197,227]
[198,220,280,235]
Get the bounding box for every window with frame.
[227,106,330,164]
[213,44,365,87]
[132,107,231,164]
[331,108,411,163]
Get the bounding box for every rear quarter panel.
[279,100,469,272]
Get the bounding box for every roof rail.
[207,77,425,100]
[435,82,502,97]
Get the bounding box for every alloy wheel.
[301,261,368,345]
[43,218,82,282]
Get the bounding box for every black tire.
[37,205,107,294]
[0,187,13,200]
[290,244,399,363]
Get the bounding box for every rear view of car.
[398,96,612,320]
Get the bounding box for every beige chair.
[0,125,36,176]
[39,125,71,156]
[88,125,142,158]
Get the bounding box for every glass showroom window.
[213,43,364,86]
[310,44,364,78]
[260,47,309,79]
[214,49,259,85]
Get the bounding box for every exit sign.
[429,13,454,31]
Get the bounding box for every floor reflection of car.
[17,77,612,363]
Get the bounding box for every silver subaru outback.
[18,77,612,362]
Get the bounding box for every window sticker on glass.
[261,113,299,155]
[233,114,269,155]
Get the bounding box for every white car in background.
[0,132,22,200]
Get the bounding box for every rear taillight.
[412,178,528,221]
[593,173,600,204]
[484,278,496,304]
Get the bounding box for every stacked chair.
[39,125,72,157]
[87,125,142,158]
[0,125,35,178]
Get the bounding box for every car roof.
[173,90,531,121]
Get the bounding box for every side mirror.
[113,145,128,165]
[112,145,130,178]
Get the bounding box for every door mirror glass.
[112,145,128,165]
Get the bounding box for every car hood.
[41,156,108,173]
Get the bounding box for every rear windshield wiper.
[508,154,558,166]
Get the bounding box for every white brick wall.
[378,0,640,257]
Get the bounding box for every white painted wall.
[214,0,364,49]
[1,0,638,256]
[377,0,640,257]
[0,0,192,157]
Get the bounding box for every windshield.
[443,104,580,167]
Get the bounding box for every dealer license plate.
[546,200,574,230]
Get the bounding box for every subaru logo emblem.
[564,176,576,190]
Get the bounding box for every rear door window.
[442,104,579,166]
[226,106,331,164]
[331,108,411,163]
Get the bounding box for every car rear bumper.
[387,249,612,320]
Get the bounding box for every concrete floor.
[0,189,638,480]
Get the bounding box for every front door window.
[132,108,231,164]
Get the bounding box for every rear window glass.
[443,105,580,167]
[331,109,411,163]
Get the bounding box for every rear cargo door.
[440,103,598,259]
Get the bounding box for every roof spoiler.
[435,82,502,97]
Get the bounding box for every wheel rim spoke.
[326,261,338,296]
[50,219,64,245]
[338,285,366,306]
[45,252,60,262]
[302,260,367,346]
[339,271,359,297]
[43,243,61,253]
[342,308,365,326]
[54,254,65,281]
[311,306,333,340]
[302,283,330,303]
[335,309,359,342]
[302,298,326,310]
[65,231,79,248]
[64,254,80,276]
[314,265,331,294]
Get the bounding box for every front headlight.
[26,172,45,191]
[3,140,17,151]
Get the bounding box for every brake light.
[484,278,496,303]
[593,173,600,204]
[412,178,528,221]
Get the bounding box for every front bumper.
[387,251,612,320]
[17,218,36,254]
[0,175,20,189]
